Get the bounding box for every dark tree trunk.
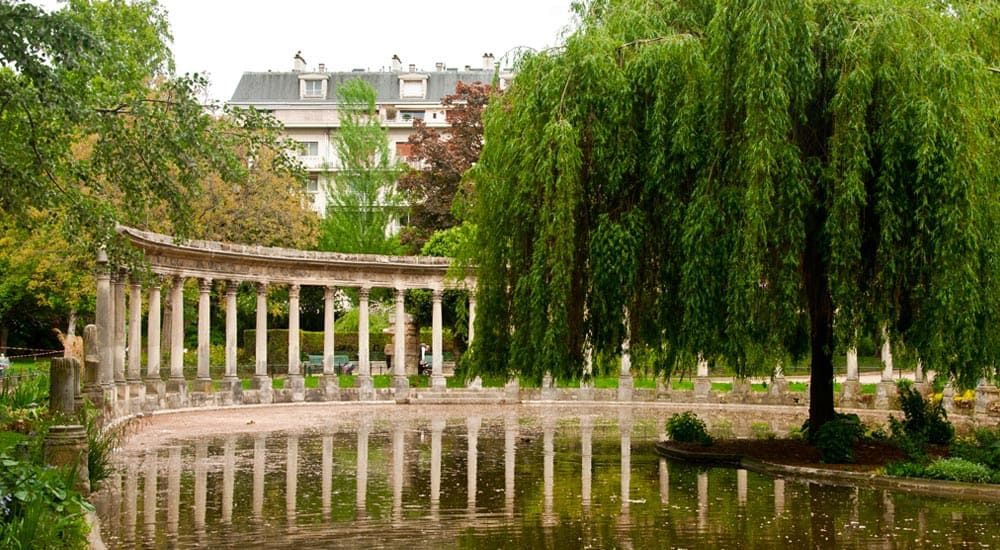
[804,212,836,440]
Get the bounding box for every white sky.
[33,0,579,103]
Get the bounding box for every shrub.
[0,454,92,549]
[83,406,131,490]
[952,426,1000,471]
[710,419,735,440]
[666,411,713,446]
[814,414,864,463]
[890,380,954,459]
[751,422,776,440]
[924,458,994,484]
[883,461,927,478]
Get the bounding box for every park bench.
[305,354,352,375]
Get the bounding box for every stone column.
[127,277,143,383]
[357,287,374,400]
[251,282,272,400]
[392,287,409,400]
[113,270,127,388]
[82,324,102,404]
[286,284,304,400]
[974,374,999,419]
[841,348,862,404]
[146,280,162,382]
[95,250,113,390]
[618,307,633,401]
[431,288,445,390]
[876,328,898,409]
[221,281,241,395]
[321,286,339,397]
[49,357,77,416]
[769,362,789,401]
[194,278,213,393]
[166,276,187,396]
[467,292,476,346]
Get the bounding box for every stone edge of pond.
[656,441,1000,503]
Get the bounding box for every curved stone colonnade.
[87,226,475,416]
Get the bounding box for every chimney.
[293,51,306,72]
[408,63,416,72]
[318,63,326,72]
[391,54,402,72]
[483,52,495,70]
[435,61,445,71]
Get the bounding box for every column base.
[357,375,375,401]
[392,375,409,403]
[975,383,999,419]
[839,379,862,406]
[731,378,751,401]
[217,377,242,405]
[694,377,712,399]
[128,381,146,415]
[505,378,520,403]
[192,378,215,393]
[769,376,789,401]
[579,378,594,401]
[166,378,187,394]
[431,374,447,391]
[43,425,89,495]
[541,373,558,400]
[287,374,306,402]
[942,384,956,415]
[875,380,898,410]
[321,374,340,401]
[617,374,634,401]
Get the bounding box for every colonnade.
[94,227,476,410]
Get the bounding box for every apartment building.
[228,52,510,216]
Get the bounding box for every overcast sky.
[34,0,579,103]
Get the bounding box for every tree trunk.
[805,215,836,440]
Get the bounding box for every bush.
[0,454,92,549]
[83,406,131,490]
[883,461,927,478]
[924,458,994,484]
[814,414,864,463]
[951,426,1000,471]
[890,380,953,460]
[666,411,713,446]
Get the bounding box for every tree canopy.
[318,78,405,254]
[471,0,1000,430]
[398,81,493,252]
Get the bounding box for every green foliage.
[952,427,1000,471]
[923,458,995,484]
[883,461,927,478]
[0,454,91,549]
[0,374,48,411]
[889,380,954,459]
[82,406,129,490]
[319,78,405,254]
[751,422,777,440]
[471,0,1000,430]
[666,411,713,446]
[813,413,864,463]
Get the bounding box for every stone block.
[875,381,898,410]
[617,374,634,402]
[694,377,712,399]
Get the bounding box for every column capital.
[225,280,239,295]
[288,283,301,299]
[324,285,337,299]
[432,288,444,301]
[395,287,405,303]
[129,273,144,288]
[468,292,477,305]
[255,281,268,294]
[358,287,370,300]
[172,274,185,287]
[198,278,213,293]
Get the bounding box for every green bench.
[305,354,351,375]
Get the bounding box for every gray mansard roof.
[229,69,496,105]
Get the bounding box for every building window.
[306,175,319,193]
[297,141,319,157]
[400,110,424,121]
[400,78,427,99]
[302,79,325,98]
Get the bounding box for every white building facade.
[228,53,509,217]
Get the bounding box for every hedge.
[243,329,458,363]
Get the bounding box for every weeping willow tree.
[472,0,1000,431]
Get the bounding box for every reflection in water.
[96,405,1000,549]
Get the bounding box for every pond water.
[93,404,1000,548]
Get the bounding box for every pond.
[93,404,1000,548]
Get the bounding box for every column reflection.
[658,458,669,506]
[392,420,405,525]
[166,446,181,540]
[356,414,371,518]
[194,440,208,536]
[124,460,137,543]
[322,435,333,522]
[773,478,785,517]
[504,413,517,518]
[286,433,299,531]
[143,449,158,543]
[222,436,235,524]
[736,468,748,507]
[467,416,481,515]
[253,434,266,520]
[430,416,445,520]
[697,471,708,530]
[543,416,555,526]
[581,416,593,509]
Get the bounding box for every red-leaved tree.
[398,81,493,252]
